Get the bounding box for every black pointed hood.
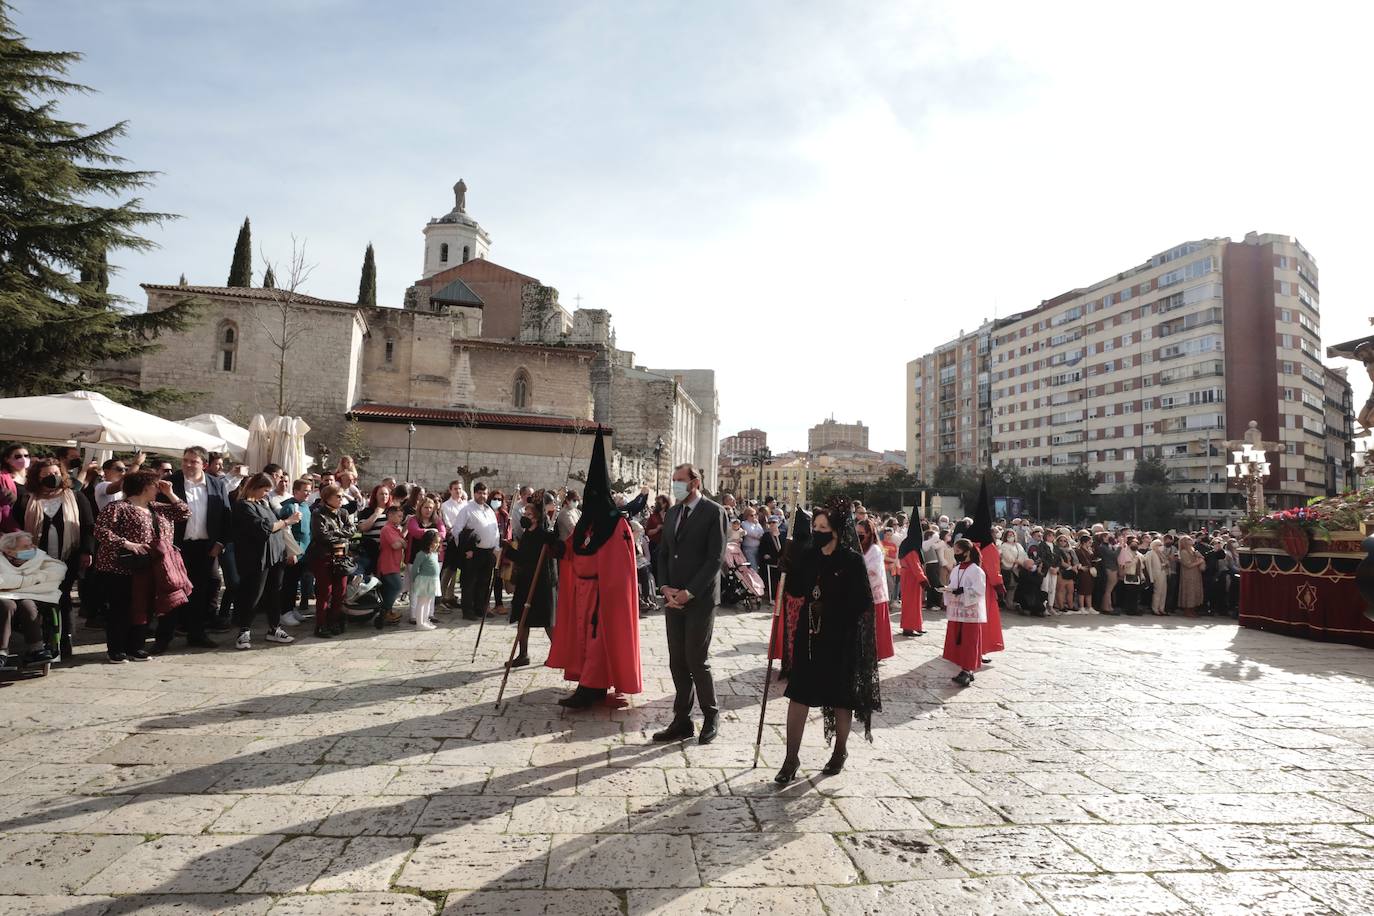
[572,426,620,554]
[968,474,994,547]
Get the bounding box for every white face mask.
[489,499,502,510]
[672,480,689,501]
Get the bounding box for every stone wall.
[139,287,365,449]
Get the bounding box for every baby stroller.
[722,541,766,611]
[344,574,383,622]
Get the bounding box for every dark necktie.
[676,505,691,537]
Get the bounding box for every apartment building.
[1324,366,1355,495]
[985,232,1331,520]
[808,418,869,451]
[906,321,994,480]
[720,428,767,459]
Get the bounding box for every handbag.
[117,511,161,571]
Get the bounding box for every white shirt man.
[183,474,209,541]
[440,483,468,543]
[453,496,500,549]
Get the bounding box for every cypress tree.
[262,266,276,289]
[178,272,188,287]
[357,242,376,307]
[0,7,203,406]
[227,217,252,287]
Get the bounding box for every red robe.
[545,517,643,694]
[942,561,985,673]
[899,551,926,631]
[979,542,1005,654]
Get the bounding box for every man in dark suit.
[158,445,231,652]
[655,463,727,744]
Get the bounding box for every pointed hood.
[572,426,620,554]
[968,474,994,547]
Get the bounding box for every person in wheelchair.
[0,531,62,668]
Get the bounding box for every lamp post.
[653,435,665,493]
[751,446,771,503]
[405,421,416,482]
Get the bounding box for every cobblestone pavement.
[2,604,1373,915]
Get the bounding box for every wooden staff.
[753,570,787,768]
[470,553,500,663]
[494,544,550,711]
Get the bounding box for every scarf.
[23,489,80,561]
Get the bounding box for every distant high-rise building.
[808,418,868,452]
[720,428,768,458]
[906,232,1345,523]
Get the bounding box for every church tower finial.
[454,179,467,213]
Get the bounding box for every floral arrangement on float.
[1240,489,1374,560]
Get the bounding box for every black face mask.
[954,552,968,563]
[40,474,60,490]
[812,531,833,548]
[520,516,533,530]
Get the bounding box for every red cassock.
[899,551,926,631]
[545,517,643,695]
[942,620,983,672]
[979,543,1005,654]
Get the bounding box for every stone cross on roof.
[454,179,467,213]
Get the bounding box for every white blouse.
[863,544,890,604]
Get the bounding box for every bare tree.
[555,417,592,491]
[452,409,498,486]
[251,236,317,417]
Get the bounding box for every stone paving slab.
[1,609,1373,912]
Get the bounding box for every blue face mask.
[15,548,37,561]
[672,480,689,501]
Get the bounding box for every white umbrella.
[0,390,222,453]
[177,414,249,459]
[267,416,312,481]
[245,414,271,473]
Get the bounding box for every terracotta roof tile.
[347,403,606,435]
[142,284,362,311]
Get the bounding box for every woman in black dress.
[775,499,881,785]
[506,493,563,667]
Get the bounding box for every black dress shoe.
[901,629,916,637]
[697,716,719,745]
[915,630,927,636]
[505,655,530,669]
[652,720,695,742]
[980,657,992,666]
[821,751,848,776]
[952,670,974,687]
[774,758,800,785]
[149,641,171,657]
[558,686,605,709]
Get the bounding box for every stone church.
[136,180,719,492]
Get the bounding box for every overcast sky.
[18,1,1374,454]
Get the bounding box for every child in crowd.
[410,530,441,630]
[374,505,406,629]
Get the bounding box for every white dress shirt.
[440,496,467,542]
[453,500,500,549]
[183,478,209,541]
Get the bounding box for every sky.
[16,0,1374,454]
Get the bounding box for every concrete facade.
[808,418,869,452]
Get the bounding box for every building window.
[462,245,471,263]
[513,369,530,408]
[217,320,238,372]
[384,337,395,364]
[440,243,449,263]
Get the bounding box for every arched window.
[439,242,449,263]
[513,369,531,409]
[462,245,471,263]
[384,337,395,364]
[217,320,238,372]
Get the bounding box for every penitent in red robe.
[545,516,643,695]
[899,551,927,631]
[979,542,1005,654]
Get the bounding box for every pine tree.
[227,217,252,287]
[0,7,203,406]
[357,242,377,307]
[262,266,276,289]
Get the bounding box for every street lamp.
[653,435,665,493]
[405,421,416,482]
[751,446,771,502]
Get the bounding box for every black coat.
[12,487,95,561]
[757,531,787,570]
[232,498,286,574]
[509,521,564,629]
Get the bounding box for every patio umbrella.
[177,414,250,459]
[0,390,222,453]
[245,415,272,473]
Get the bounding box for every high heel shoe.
[821,751,848,776]
[774,758,800,785]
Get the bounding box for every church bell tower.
[421,178,492,278]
